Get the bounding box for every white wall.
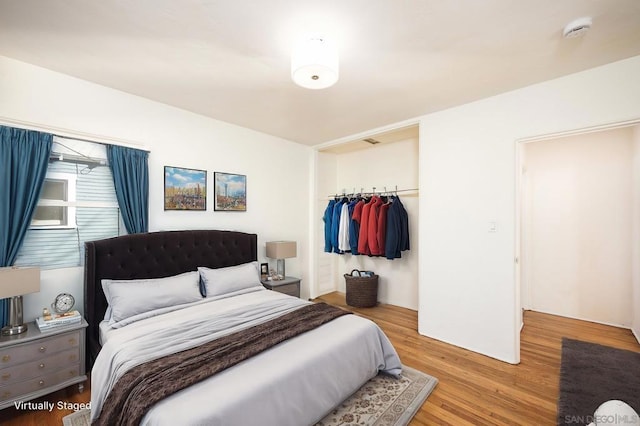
[332,138,419,309]
[419,55,640,364]
[0,55,312,321]
[633,126,640,343]
[523,128,633,327]
[314,151,338,298]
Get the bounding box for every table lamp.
[265,241,297,280]
[0,266,40,335]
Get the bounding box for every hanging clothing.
[331,200,345,253]
[357,199,373,255]
[348,199,362,255]
[325,192,410,260]
[385,195,410,259]
[367,196,384,256]
[398,196,410,252]
[338,202,351,252]
[323,199,336,253]
[377,201,390,256]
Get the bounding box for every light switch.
[488,222,497,233]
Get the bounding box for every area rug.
[315,365,438,426]
[557,337,640,426]
[63,366,437,426]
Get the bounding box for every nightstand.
[0,318,88,410]
[261,276,301,298]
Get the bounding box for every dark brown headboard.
[83,229,257,369]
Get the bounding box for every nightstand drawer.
[0,331,80,368]
[273,283,299,297]
[0,347,80,386]
[0,365,80,402]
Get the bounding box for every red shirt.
[357,200,373,255]
[352,200,365,223]
[367,196,383,256]
[377,202,390,255]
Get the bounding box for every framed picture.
[164,166,207,211]
[214,172,246,211]
[260,263,269,280]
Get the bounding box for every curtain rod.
[0,116,150,152]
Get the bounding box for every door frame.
[514,118,640,351]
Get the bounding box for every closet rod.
[326,187,419,198]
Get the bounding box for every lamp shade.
[291,37,339,89]
[0,267,40,298]
[266,241,297,259]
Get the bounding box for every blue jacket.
[323,200,336,252]
[385,196,410,259]
[331,200,345,253]
[348,199,360,255]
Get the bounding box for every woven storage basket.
[344,269,378,308]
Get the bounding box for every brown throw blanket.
[93,302,350,426]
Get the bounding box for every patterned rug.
[63,365,437,426]
[315,366,438,426]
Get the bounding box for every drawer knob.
[69,370,75,377]
[39,346,46,353]
[1,355,9,363]
[69,338,77,345]
[2,391,10,398]
[38,380,45,386]
[39,363,45,369]
[1,373,10,380]
[69,355,77,361]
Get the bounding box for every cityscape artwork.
[214,172,246,211]
[164,166,207,210]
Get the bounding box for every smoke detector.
[563,17,592,38]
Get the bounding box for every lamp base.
[276,259,286,279]
[1,295,28,335]
[1,323,28,336]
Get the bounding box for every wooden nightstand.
[0,318,88,410]
[261,276,301,298]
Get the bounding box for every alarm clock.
[52,293,75,314]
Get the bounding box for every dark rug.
[558,337,640,426]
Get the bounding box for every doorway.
[516,120,640,346]
[516,121,640,341]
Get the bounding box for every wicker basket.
[344,269,378,308]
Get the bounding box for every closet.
[314,125,420,310]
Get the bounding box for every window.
[14,137,123,269]
[31,173,77,228]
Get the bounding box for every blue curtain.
[0,126,53,327]
[107,145,149,234]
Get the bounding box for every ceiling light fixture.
[563,17,592,38]
[291,37,339,89]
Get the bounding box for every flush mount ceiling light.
[291,37,339,89]
[563,17,592,38]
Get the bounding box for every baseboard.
[529,308,631,330]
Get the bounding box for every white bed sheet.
[91,288,402,426]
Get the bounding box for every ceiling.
[321,125,419,154]
[0,1,639,146]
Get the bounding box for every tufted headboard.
[83,229,257,369]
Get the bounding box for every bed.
[84,230,401,425]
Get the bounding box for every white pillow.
[102,271,202,326]
[198,261,261,297]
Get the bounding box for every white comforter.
[91,288,402,425]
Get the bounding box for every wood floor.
[316,293,640,426]
[1,292,638,426]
